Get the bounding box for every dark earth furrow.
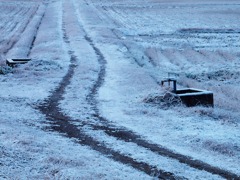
[27,6,46,57]
[85,34,106,115]
[2,6,41,55]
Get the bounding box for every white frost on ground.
[0,0,240,179]
[75,0,240,176]
[0,0,151,179]
[0,99,149,179]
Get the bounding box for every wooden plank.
[6,58,31,67]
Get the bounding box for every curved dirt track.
[37,6,177,180]
[36,0,240,179]
[38,1,178,179]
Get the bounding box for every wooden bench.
[6,58,31,67]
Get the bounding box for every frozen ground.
[0,0,240,179]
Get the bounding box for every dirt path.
[37,0,239,179]
[37,1,179,179]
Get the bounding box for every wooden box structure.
[161,78,214,107]
[176,88,214,107]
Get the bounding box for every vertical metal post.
[161,78,177,93]
[173,80,177,93]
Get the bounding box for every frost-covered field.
[0,0,240,179]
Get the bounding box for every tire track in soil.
[83,35,240,180]
[37,3,178,179]
[38,1,240,179]
[92,26,240,180]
